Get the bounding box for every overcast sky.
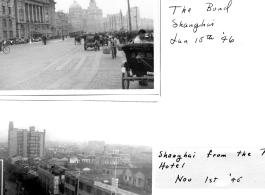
[0,101,156,147]
[55,0,154,19]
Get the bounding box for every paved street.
[0,38,154,90]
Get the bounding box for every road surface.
[0,38,154,90]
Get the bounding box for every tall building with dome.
[68,0,103,33]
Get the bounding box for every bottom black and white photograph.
[0,102,153,195]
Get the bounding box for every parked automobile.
[16,38,27,44]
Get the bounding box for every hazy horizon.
[0,102,155,147]
[55,0,155,19]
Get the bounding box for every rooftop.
[65,171,112,183]
[128,167,152,175]
[70,0,82,9]
[102,164,128,169]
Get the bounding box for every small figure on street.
[0,36,3,51]
[62,35,64,41]
[0,37,4,51]
[110,36,117,59]
[94,33,100,51]
[83,34,87,43]
[43,34,47,45]
[133,29,146,43]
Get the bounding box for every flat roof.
[65,171,112,183]
[102,164,128,169]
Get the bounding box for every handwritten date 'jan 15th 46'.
[170,32,234,44]
[168,0,234,44]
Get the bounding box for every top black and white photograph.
[0,0,156,91]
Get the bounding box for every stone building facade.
[13,0,56,39]
[0,0,17,39]
[68,0,103,33]
[55,10,69,36]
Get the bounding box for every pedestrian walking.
[94,33,100,51]
[43,35,47,45]
[110,36,117,59]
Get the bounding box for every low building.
[79,154,96,164]
[95,148,131,166]
[122,168,152,190]
[38,166,66,195]
[131,152,152,164]
[102,164,128,179]
[63,171,112,195]
[64,171,142,195]
[128,163,152,169]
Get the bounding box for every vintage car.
[84,36,96,50]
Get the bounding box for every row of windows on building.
[79,182,93,193]
[18,7,46,23]
[65,177,75,186]
[2,31,13,39]
[124,175,143,184]
[17,142,40,146]
[2,19,13,28]
[2,6,12,15]
[17,148,40,153]
[65,177,94,193]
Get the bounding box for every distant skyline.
[0,102,155,147]
[55,0,155,19]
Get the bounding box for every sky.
[55,0,154,19]
[0,101,156,147]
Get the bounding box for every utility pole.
[111,15,113,31]
[120,9,123,31]
[94,14,97,33]
[109,16,111,31]
[127,0,132,32]
[114,14,117,31]
[135,6,138,31]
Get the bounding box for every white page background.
[1,0,265,194]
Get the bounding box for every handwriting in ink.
[170,33,188,44]
[206,0,233,13]
[221,32,234,43]
[229,174,243,183]
[172,19,215,33]
[158,151,196,160]
[175,175,192,183]
[159,162,185,170]
[169,6,191,15]
[258,148,265,155]
[195,36,204,43]
[207,150,227,158]
[205,176,218,183]
[237,150,251,157]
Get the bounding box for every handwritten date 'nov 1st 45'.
[168,0,234,44]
